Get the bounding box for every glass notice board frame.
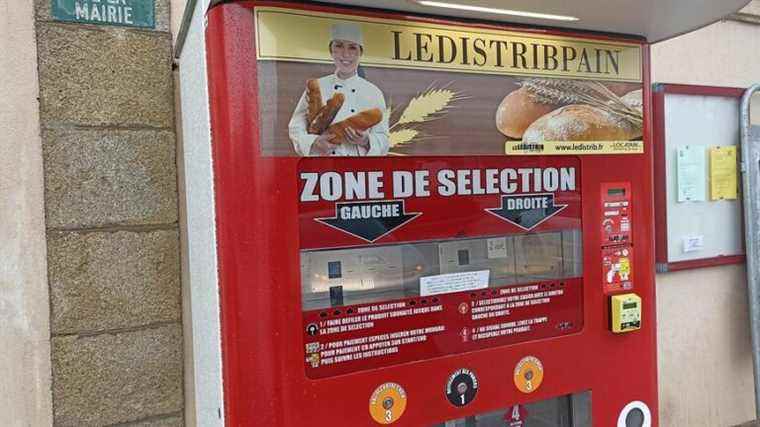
[652,83,746,272]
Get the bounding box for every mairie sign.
[52,0,155,29]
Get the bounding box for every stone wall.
[33,0,184,425]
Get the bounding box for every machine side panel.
[179,0,225,425]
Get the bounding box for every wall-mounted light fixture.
[412,0,580,22]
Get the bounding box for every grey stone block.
[35,0,172,33]
[48,229,181,334]
[124,413,184,426]
[43,128,178,228]
[154,0,171,33]
[37,23,174,128]
[52,323,183,426]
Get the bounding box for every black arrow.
[485,193,567,231]
[315,200,421,242]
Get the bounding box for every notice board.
[653,84,745,272]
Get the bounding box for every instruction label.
[303,278,582,378]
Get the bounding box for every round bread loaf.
[522,104,641,143]
[495,87,557,139]
[621,89,643,113]
[604,82,637,97]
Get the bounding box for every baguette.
[522,104,641,143]
[326,108,383,144]
[308,93,344,134]
[306,79,323,124]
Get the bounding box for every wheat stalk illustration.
[389,129,419,147]
[387,85,464,150]
[520,78,642,126]
[394,88,460,127]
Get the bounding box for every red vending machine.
[202,1,657,425]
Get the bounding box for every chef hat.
[330,22,364,46]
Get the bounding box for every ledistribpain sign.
[255,7,642,82]
[255,6,645,157]
[52,0,155,28]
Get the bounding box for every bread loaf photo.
[495,87,558,139]
[603,82,636,97]
[327,109,383,144]
[621,89,643,114]
[306,79,323,124]
[522,104,642,143]
[308,93,344,135]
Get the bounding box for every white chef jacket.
[288,73,390,156]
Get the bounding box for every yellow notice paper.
[709,146,738,200]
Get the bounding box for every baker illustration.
[288,22,390,156]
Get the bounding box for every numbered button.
[445,368,479,407]
[514,356,544,394]
[369,382,407,424]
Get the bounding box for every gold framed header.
[255,6,643,82]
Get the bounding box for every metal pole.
[740,84,760,421]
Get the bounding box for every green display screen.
[623,302,638,310]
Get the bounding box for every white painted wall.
[652,5,760,425]
[170,2,195,425]
[0,0,53,425]
[175,1,225,426]
[652,19,760,88]
[656,266,755,427]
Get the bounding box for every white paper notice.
[682,235,705,253]
[420,270,490,296]
[487,238,508,259]
[676,145,706,202]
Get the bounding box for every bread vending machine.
[195,1,657,425]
